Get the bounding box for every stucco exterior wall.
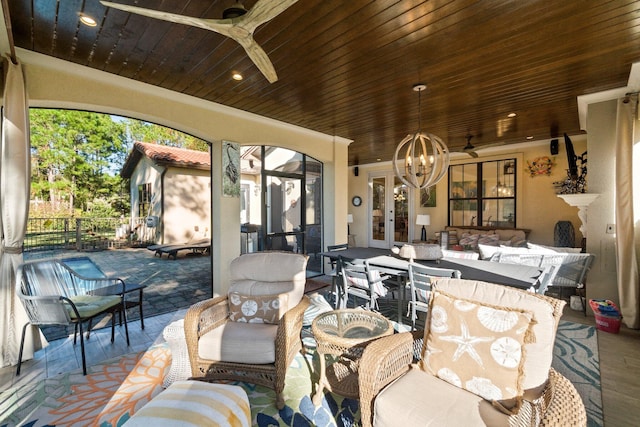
[18,48,350,295]
[163,168,211,243]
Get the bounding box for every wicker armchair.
[184,252,310,409]
[358,278,587,427]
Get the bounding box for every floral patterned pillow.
[228,292,288,324]
[421,289,534,414]
[459,233,480,250]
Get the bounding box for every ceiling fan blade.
[235,36,278,83]
[241,0,299,33]
[100,1,235,37]
[100,0,292,83]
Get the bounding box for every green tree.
[30,109,128,215]
[123,119,209,151]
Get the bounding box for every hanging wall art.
[526,156,555,177]
[222,140,240,197]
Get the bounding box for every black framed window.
[448,159,516,227]
[137,183,151,217]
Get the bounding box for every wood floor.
[1,304,638,426]
[562,308,640,427]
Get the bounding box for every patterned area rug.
[553,320,603,427]
[1,321,601,427]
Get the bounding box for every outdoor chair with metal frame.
[540,253,595,313]
[60,256,146,332]
[326,243,349,308]
[337,256,392,311]
[407,263,461,330]
[16,259,129,375]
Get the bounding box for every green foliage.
[29,109,207,218]
[124,119,209,151]
[30,109,128,213]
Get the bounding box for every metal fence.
[24,217,154,252]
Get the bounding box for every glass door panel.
[370,177,387,246]
[393,178,409,245]
[369,172,413,248]
[264,175,303,252]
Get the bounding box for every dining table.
[320,246,543,290]
[320,246,544,325]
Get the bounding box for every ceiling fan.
[100,0,299,83]
[459,134,507,158]
[462,134,479,158]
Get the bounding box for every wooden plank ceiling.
[6,0,640,165]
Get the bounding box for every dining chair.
[327,243,349,308]
[337,256,391,311]
[407,263,461,330]
[540,253,595,313]
[535,264,561,295]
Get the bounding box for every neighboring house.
[120,142,211,244]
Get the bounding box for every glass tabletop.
[312,309,393,342]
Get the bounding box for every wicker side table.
[311,309,393,405]
[162,319,192,388]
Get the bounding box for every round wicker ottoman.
[162,319,192,388]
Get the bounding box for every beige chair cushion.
[432,279,564,393]
[421,289,534,413]
[228,292,288,324]
[374,367,511,427]
[229,252,307,310]
[198,321,278,364]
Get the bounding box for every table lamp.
[347,214,353,235]
[416,214,430,241]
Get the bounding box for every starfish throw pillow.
[421,289,534,414]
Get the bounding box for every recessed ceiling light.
[79,14,97,27]
[526,135,534,140]
[507,112,517,118]
[232,72,243,81]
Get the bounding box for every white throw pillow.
[478,244,501,260]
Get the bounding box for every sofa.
[437,226,530,252]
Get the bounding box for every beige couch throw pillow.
[421,289,534,414]
[228,292,288,324]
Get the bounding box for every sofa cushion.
[66,295,122,319]
[346,269,387,297]
[198,321,278,364]
[374,367,511,427]
[478,243,501,260]
[478,234,500,246]
[421,289,534,413]
[459,233,480,250]
[229,252,308,310]
[228,292,288,324]
[527,243,583,253]
[431,279,565,393]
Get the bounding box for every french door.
[368,172,413,248]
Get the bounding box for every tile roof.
[121,141,210,178]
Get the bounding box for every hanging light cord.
[417,88,422,134]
